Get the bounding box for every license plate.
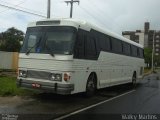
[32,83,41,88]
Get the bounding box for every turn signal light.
[64,73,71,81]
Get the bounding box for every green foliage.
[154,55,160,67]
[144,47,160,67]
[0,76,34,96]
[144,67,151,74]
[144,47,152,68]
[0,27,24,52]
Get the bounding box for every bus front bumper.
[17,78,74,95]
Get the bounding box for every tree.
[0,27,24,52]
[144,47,160,68]
[144,47,152,68]
[154,55,160,67]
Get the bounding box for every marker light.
[64,73,71,81]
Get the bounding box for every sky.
[0,0,160,35]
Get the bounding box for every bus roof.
[28,18,143,48]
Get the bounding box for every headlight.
[50,73,62,81]
[19,70,27,78]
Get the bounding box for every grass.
[0,69,16,72]
[144,68,151,74]
[0,75,35,96]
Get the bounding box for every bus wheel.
[132,72,137,88]
[85,74,96,97]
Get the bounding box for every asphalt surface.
[0,73,160,120]
[57,73,160,120]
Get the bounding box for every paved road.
[0,73,159,120]
[57,73,160,120]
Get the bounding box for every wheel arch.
[87,72,98,89]
[85,71,98,97]
[133,71,137,78]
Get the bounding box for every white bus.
[17,19,144,96]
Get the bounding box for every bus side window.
[90,29,111,56]
[85,33,97,60]
[104,35,111,52]
[123,42,131,56]
[131,45,138,57]
[90,30,100,57]
[111,38,123,54]
[137,47,140,57]
[99,34,111,52]
[74,29,86,59]
[139,48,144,58]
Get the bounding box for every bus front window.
[21,26,77,55]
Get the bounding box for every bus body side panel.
[96,52,144,89]
[71,59,97,93]
[71,51,144,93]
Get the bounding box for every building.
[122,22,160,56]
[122,30,144,46]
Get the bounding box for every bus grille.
[27,70,50,80]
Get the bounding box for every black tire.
[132,72,137,88]
[85,74,96,97]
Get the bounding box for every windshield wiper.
[25,37,42,55]
[45,44,55,57]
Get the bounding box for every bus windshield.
[21,26,77,55]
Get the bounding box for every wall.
[123,35,130,40]
[135,32,145,47]
[0,51,19,70]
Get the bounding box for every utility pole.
[47,0,51,18]
[65,0,79,18]
[152,30,155,72]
